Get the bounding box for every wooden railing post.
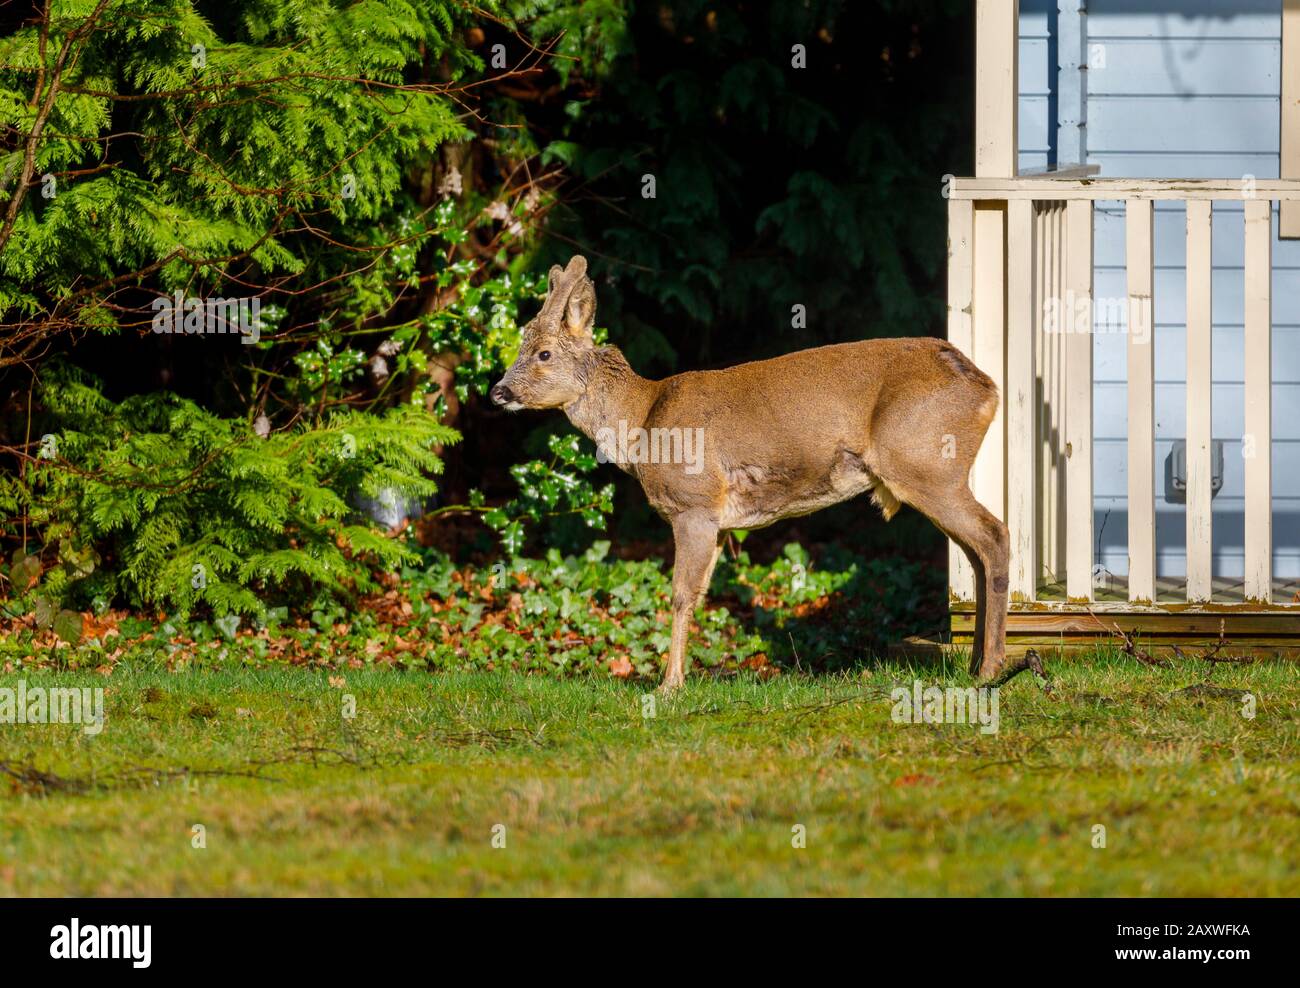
[972,203,1008,527]
[1244,199,1273,602]
[975,0,1019,180]
[1007,198,1037,601]
[1036,203,1068,593]
[949,0,1019,620]
[1126,200,1156,604]
[947,198,977,603]
[1185,200,1214,603]
[1064,198,1094,602]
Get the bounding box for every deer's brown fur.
[492,256,1011,692]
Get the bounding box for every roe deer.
[492,255,1016,693]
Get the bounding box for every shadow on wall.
[1096,506,1300,582]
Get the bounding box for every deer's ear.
[565,279,595,340]
[546,264,564,295]
[563,255,588,280]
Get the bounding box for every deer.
[491,255,1020,694]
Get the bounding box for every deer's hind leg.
[885,481,1009,681]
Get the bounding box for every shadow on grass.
[709,547,953,678]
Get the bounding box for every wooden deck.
[945,576,1299,656]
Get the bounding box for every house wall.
[1019,3,1055,171]
[1020,0,1300,583]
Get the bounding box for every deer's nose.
[490,383,515,406]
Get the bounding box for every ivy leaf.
[10,552,41,591]
[33,595,57,629]
[500,521,525,557]
[54,609,83,644]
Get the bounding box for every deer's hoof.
[974,655,1011,684]
[656,678,684,697]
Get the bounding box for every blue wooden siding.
[1019,0,1300,582]
[1020,2,1055,171]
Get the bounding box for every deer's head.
[491,255,596,411]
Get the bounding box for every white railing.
[947,178,1300,610]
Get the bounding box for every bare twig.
[1087,607,1170,668]
[1186,619,1256,681]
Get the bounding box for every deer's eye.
[538,350,551,362]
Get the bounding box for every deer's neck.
[564,346,660,444]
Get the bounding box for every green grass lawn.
[1,651,1297,896]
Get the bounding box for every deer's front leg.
[659,512,722,694]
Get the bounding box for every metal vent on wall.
[1164,440,1224,505]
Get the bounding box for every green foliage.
[6,547,86,644]
[0,1,619,602]
[259,195,557,413]
[1,539,942,679]
[471,433,615,555]
[3,364,458,619]
[0,0,958,634]
[508,0,632,85]
[0,0,490,323]
[524,0,971,371]
[725,543,935,667]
